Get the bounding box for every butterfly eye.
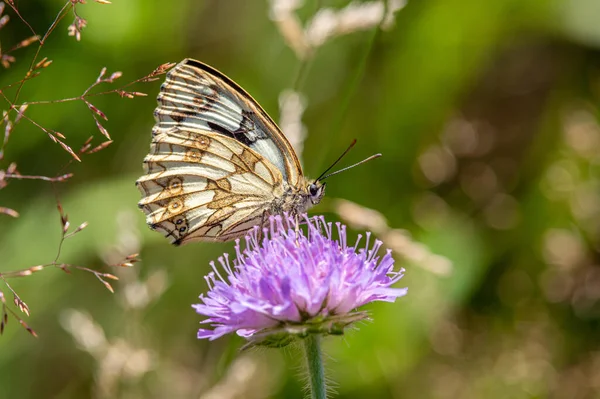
[309,183,319,197]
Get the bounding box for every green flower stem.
[303,334,327,399]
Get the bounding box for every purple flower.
[192,215,407,346]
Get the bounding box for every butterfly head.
[308,181,326,205]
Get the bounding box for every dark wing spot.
[235,111,256,134]
[207,121,253,147]
[193,94,217,112]
[170,112,185,122]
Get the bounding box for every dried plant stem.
[0,195,140,336]
[0,2,173,165]
[302,335,327,399]
[0,0,149,338]
[3,172,72,182]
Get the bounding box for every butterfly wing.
[136,59,301,245]
[154,58,303,185]
[137,127,284,245]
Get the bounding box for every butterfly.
[136,59,379,245]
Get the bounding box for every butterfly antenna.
[315,139,357,182]
[319,153,382,181]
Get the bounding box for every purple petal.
[193,214,407,340]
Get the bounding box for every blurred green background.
[1,0,600,398]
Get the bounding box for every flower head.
[192,215,407,347]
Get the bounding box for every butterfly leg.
[294,213,302,245]
[257,210,269,243]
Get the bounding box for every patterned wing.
[153,58,303,186]
[137,126,284,245]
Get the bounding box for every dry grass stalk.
[0,0,174,208]
[269,0,407,60]
[0,197,141,336]
[0,0,164,337]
